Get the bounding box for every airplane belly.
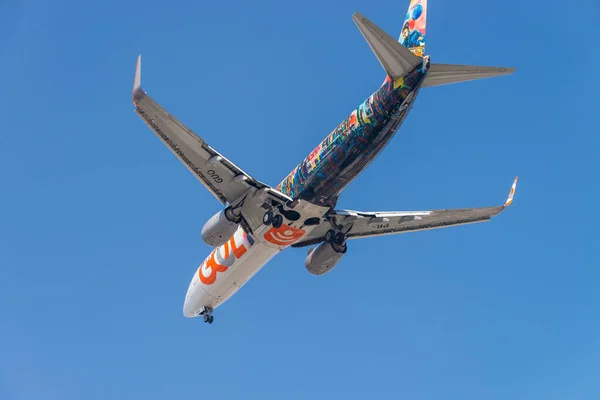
[184,203,328,317]
[191,226,280,311]
[203,241,278,307]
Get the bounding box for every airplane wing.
[292,177,518,247]
[131,55,292,210]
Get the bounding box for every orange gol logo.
[264,225,305,247]
[199,230,252,285]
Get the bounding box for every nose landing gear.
[200,307,214,324]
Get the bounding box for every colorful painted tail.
[399,0,427,58]
[353,1,515,86]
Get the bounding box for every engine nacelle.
[304,241,346,276]
[201,207,241,247]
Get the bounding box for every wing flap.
[135,92,249,204]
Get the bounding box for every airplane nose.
[183,286,215,318]
[183,298,196,318]
[182,269,214,318]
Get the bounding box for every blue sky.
[1,0,599,398]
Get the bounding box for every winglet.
[132,54,144,105]
[504,176,518,207]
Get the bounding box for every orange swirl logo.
[264,225,305,247]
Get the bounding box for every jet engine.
[201,206,241,247]
[304,241,347,276]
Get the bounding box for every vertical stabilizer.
[399,0,427,57]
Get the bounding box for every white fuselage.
[183,200,328,318]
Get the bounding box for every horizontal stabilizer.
[422,63,516,88]
[353,12,422,79]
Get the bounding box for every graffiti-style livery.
[132,0,517,324]
[277,67,426,206]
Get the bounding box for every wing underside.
[131,55,292,233]
[132,55,291,206]
[292,177,518,247]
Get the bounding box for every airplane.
[131,0,518,324]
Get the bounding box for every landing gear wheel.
[325,229,345,245]
[334,231,345,246]
[263,210,273,225]
[325,229,335,243]
[272,214,283,229]
[202,307,214,324]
